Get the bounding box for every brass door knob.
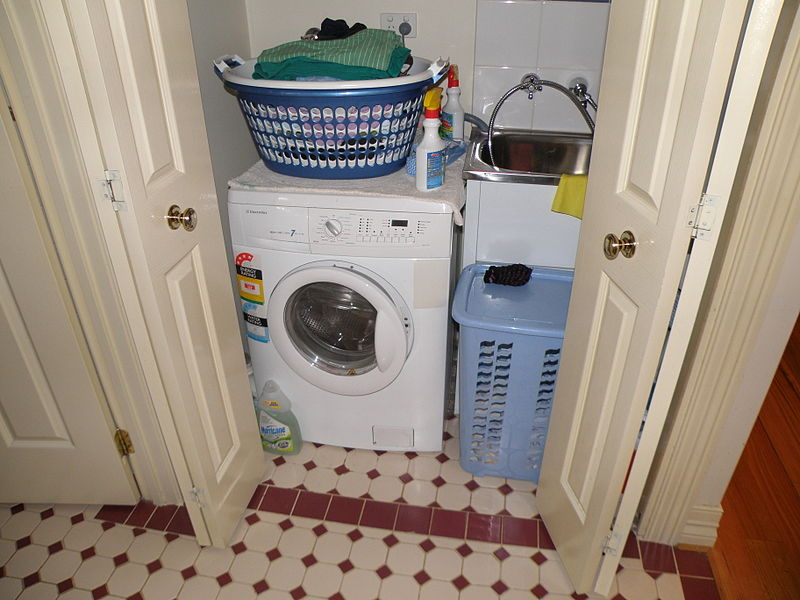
[604,230,637,259]
[164,205,197,231]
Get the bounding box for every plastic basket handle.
[213,54,244,80]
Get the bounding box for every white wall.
[244,0,477,111]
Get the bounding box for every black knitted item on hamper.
[483,264,533,286]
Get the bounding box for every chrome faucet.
[570,81,598,112]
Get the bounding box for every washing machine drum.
[267,262,413,396]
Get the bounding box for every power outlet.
[380,13,417,39]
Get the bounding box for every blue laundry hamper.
[452,264,573,483]
[214,55,448,179]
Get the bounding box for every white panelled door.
[56,0,263,545]
[0,85,136,505]
[537,0,749,594]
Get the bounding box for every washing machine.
[228,187,456,451]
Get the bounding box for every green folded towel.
[254,29,411,81]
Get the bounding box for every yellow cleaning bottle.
[415,88,445,192]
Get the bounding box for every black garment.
[317,18,367,40]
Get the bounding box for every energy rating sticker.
[235,252,264,304]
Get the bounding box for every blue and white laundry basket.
[215,55,448,179]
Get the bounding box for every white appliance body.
[228,189,454,451]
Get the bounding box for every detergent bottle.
[254,380,303,455]
[415,87,446,192]
[440,65,465,140]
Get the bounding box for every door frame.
[0,0,181,504]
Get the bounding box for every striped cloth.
[255,29,410,80]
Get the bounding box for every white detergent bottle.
[440,65,465,140]
[415,87,446,192]
[254,380,303,455]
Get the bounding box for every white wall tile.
[475,1,542,68]
[538,1,609,71]
[530,68,600,133]
[473,67,536,129]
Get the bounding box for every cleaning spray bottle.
[440,65,465,140]
[254,380,302,455]
[415,87,445,192]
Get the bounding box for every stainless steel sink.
[463,128,592,185]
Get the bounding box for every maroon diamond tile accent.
[611,594,625,600]
[366,469,380,480]
[681,576,722,600]
[399,473,413,484]
[71,513,85,525]
[492,581,509,595]
[57,579,74,593]
[125,502,156,527]
[674,548,714,578]
[279,518,294,531]
[414,570,431,585]
[396,505,432,536]
[466,513,502,543]
[359,501,398,530]
[245,513,260,526]
[266,548,282,561]
[451,575,469,590]
[290,586,307,600]
[181,566,197,580]
[498,509,512,516]
[464,480,480,491]
[146,560,162,573]
[532,584,549,598]
[374,450,387,456]
[261,487,299,515]
[217,572,233,587]
[100,521,114,531]
[325,496,364,525]
[303,461,317,471]
[640,541,677,573]
[494,548,510,561]
[301,553,317,567]
[431,476,447,488]
[47,541,64,555]
[16,536,31,549]
[253,580,269,593]
[231,541,247,554]
[145,505,178,531]
[430,508,467,539]
[23,572,40,587]
[165,533,179,542]
[166,506,195,537]
[128,594,144,600]
[330,593,345,600]
[435,453,449,463]
[132,528,147,537]
[273,456,286,466]
[376,565,392,579]
[404,451,419,459]
[10,504,24,514]
[81,547,96,560]
[113,553,129,566]
[334,465,349,475]
[456,543,473,557]
[571,593,590,600]
[532,551,548,565]
[92,584,109,599]
[338,559,354,573]
[497,483,514,495]
[502,516,538,547]
[293,491,331,520]
[616,564,624,574]
[646,570,662,579]
[443,431,453,441]
[312,524,327,536]
[419,539,436,552]
[382,534,399,547]
[347,529,363,542]
[40,507,55,520]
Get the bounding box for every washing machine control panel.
[308,208,452,257]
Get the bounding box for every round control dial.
[324,219,343,237]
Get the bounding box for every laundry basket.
[215,55,448,179]
[452,264,573,483]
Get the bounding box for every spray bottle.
[415,87,445,192]
[440,65,465,140]
[254,380,303,455]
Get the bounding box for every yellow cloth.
[551,174,587,219]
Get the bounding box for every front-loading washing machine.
[228,187,456,451]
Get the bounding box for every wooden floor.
[709,316,800,599]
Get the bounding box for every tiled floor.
[0,417,720,600]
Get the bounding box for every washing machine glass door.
[268,264,411,396]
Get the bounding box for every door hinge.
[189,486,206,508]
[686,193,718,240]
[113,428,135,457]
[100,169,126,212]
[7,105,16,122]
[602,531,623,556]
